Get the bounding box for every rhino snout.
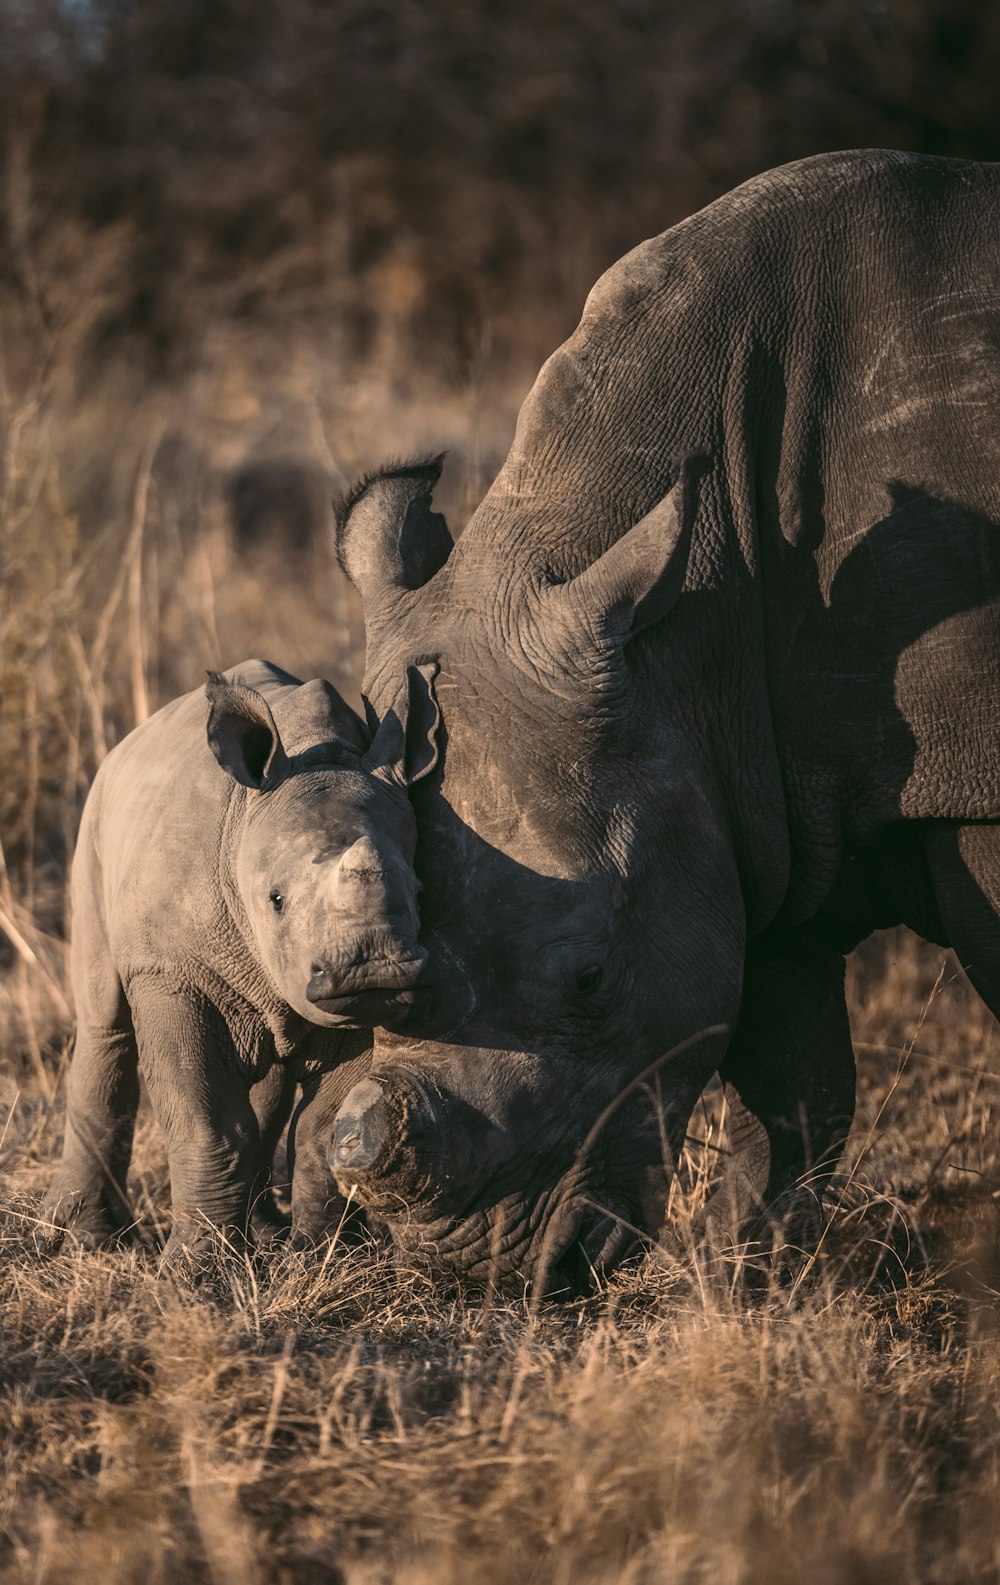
[305,950,429,1027]
[328,1070,445,1205]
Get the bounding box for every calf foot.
[157,1217,254,1280]
[36,1178,139,1254]
[290,1189,368,1250]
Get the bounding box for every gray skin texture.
[42,659,428,1261]
[328,149,1000,1294]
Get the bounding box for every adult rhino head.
[329,441,787,1293]
[324,151,1000,1291]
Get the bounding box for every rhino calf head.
[205,671,433,1030]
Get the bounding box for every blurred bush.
[4,0,1000,382]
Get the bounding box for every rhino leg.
[716,926,856,1258]
[287,1031,372,1245]
[39,1023,140,1249]
[247,1064,296,1245]
[40,932,140,1250]
[926,823,1000,1016]
[129,977,263,1265]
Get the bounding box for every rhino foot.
[156,1217,256,1285]
[723,1186,829,1290]
[35,1180,141,1255]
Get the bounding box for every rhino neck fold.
[215,786,305,1048]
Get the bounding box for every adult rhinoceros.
[328,149,1000,1292]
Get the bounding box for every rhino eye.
[269,886,285,914]
[576,965,603,995]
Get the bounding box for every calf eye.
[576,965,603,995]
[269,887,285,914]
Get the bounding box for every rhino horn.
[537,452,708,657]
[328,1070,446,1202]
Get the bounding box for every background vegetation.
[3,2,1000,1579]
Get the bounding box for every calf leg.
[248,1064,296,1245]
[288,1032,372,1244]
[40,1023,140,1248]
[717,926,857,1254]
[129,977,262,1265]
[40,933,139,1249]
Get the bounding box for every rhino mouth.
[523,1198,643,1297]
[308,985,430,1028]
[306,956,430,1027]
[548,1201,643,1294]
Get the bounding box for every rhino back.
[464,151,1000,558]
[453,150,1000,887]
[79,684,235,977]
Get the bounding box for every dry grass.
[4,935,1000,1585]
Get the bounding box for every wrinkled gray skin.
[328,150,1000,1294]
[42,659,427,1261]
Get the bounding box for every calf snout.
[306,949,429,1027]
[306,952,427,1000]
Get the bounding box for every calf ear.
[362,663,441,786]
[335,456,453,626]
[543,454,708,651]
[206,674,290,789]
[292,677,369,755]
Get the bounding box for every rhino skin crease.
[331,150,1000,1294]
[41,659,428,1263]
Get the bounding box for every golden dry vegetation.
[6,3,1000,1579]
[4,925,1000,1584]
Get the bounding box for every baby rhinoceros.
[42,659,429,1264]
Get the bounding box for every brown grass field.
[6,922,1000,1585]
[5,232,1000,1583]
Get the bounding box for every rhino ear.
[335,456,453,624]
[206,673,290,789]
[543,454,708,651]
[292,677,369,755]
[362,663,441,786]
